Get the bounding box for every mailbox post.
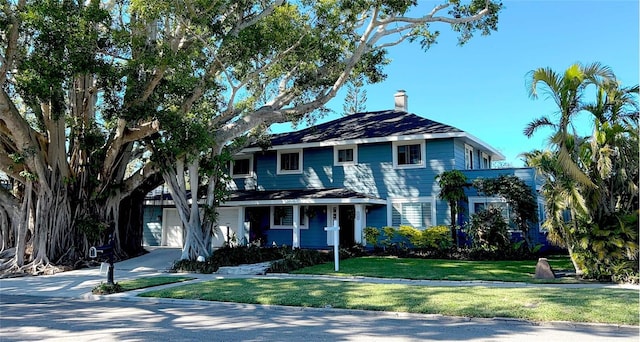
[324,220,340,272]
[91,234,115,285]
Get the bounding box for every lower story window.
[390,199,434,228]
[271,206,308,229]
[470,198,517,230]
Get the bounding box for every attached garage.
[212,207,242,248]
[143,206,243,248]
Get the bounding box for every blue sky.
[273,0,639,167]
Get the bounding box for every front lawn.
[292,256,577,283]
[139,278,639,325]
[92,276,195,295]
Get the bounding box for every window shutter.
[392,204,402,226]
[421,202,432,227]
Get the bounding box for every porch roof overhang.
[220,188,386,206]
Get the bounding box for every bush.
[381,226,396,249]
[363,227,381,246]
[268,249,331,273]
[397,225,421,247]
[422,225,453,251]
[171,246,331,274]
[467,206,510,249]
[92,282,123,295]
[172,258,218,274]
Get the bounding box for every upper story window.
[481,152,491,169]
[465,144,474,170]
[393,141,425,169]
[389,197,435,229]
[277,149,303,175]
[231,157,253,178]
[334,145,357,165]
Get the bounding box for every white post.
[325,219,340,271]
[354,204,364,245]
[238,207,246,245]
[292,205,300,248]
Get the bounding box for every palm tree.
[524,62,615,187]
[522,150,587,274]
[523,63,638,278]
[435,170,469,246]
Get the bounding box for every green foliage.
[436,170,469,245]
[394,225,453,254]
[76,217,107,244]
[467,206,510,250]
[91,282,123,295]
[572,212,639,283]
[381,226,396,249]
[363,227,380,246]
[422,225,454,251]
[269,249,331,273]
[171,246,330,274]
[524,63,638,281]
[473,175,538,248]
[398,225,422,246]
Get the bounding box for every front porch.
[221,188,386,249]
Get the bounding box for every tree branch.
[0,0,26,88]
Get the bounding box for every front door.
[339,205,355,246]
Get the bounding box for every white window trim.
[392,140,426,169]
[481,152,490,169]
[387,197,436,229]
[334,144,358,166]
[230,156,254,179]
[276,149,303,175]
[465,144,474,170]
[270,205,309,230]
[537,198,546,232]
[468,196,519,231]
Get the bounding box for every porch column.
[354,204,365,245]
[237,207,247,245]
[292,204,300,248]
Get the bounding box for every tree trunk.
[118,173,163,257]
[450,202,458,246]
[163,157,212,261]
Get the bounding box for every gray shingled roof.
[267,110,462,146]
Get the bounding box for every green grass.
[118,276,195,291]
[139,278,639,325]
[292,256,578,283]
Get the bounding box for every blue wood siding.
[235,139,458,200]
[222,139,550,248]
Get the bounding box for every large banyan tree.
[0,0,502,273]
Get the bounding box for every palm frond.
[523,116,555,138]
[556,144,595,188]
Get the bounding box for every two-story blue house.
[143,91,546,249]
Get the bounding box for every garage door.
[162,208,184,247]
[213,208,240,248]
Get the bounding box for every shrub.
[268,249,331,273]
[422,225,453,251]
[92,282,123,295]
[363,227,381,246]
[171,246,331,274]
[381,226,396,249]
[172,258,218,274]
[467,206,510,249]
[397,225,422,247]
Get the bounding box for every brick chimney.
[394,90,408,112]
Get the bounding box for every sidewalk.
[1,247,638,301]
